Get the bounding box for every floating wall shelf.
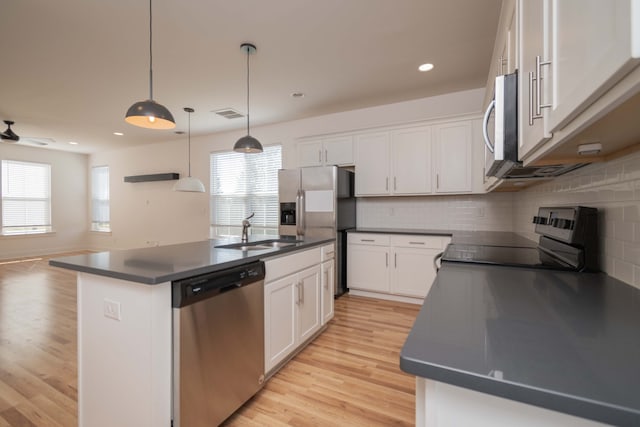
[124,173,180,183]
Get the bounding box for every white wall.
[89,88,486,250]
[0,143,88,259]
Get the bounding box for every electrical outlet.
[104,299,121,321]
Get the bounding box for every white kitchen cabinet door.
[264,275,297,372]
[391,247,440,298]
[297,139,324,167]
[298,136,354,167]
[433,121,473,193]
[323,136,354,166]
[391,126,432,195]
[296,265,321,344]
[547,0,640,133]
[518,0,554,160]
[347,243,390,293]
[355,132,391,196]
[321,259,335,324]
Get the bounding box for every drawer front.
[264,247,321,283]
[321,243,335,261]
[347,233,390,246]
[390,234,451,249]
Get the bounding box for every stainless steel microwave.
[483,71,519,178]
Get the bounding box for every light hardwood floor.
[0,253,420,426]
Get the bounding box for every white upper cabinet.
[354,119,480,197]
[518,0,553,158]
[516,0,640,163]
[354,131,392,196]
[433,121,473,193]
[547,0,640,133]
[391,126,432,195]
[297,136,354,167]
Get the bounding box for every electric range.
[442,206,598,272]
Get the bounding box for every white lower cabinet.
[321,257,335,324]
[348,233,450,301]
[264,246,329,374]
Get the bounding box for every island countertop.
[400,262,640,426]
[49,236,333,284]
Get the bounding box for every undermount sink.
[215,239,302,251]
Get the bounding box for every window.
[91,166,110,232]
[1,160,52,235]
[210,145,282,237]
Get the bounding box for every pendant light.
[233,43,263,153]
[125,0,175,130]
[173,108,205,192]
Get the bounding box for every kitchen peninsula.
[49,236,333,427]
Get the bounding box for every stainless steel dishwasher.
[171,261,265,427]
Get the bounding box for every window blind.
[91,165,110,232]
[1,160,52,235]
[210,145,282,237]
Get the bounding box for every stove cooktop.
[441,244,576,271]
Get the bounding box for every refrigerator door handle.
[298,190,305,236]
[295,191,302,236]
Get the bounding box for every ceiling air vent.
[213,108,244,119]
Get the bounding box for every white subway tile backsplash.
[515,150,640,288]
[356,150,640,288]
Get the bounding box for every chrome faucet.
[241,213,254,242]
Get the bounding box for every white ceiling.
[0,0,501,154]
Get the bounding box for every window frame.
[1,159,53,236]
[90,165,111,233]
[209,144,282,238]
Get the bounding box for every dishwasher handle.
[172,261,265,308]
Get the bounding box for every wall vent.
[213,108,244,119]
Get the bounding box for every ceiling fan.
[1,120,55,146]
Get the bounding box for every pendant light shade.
[125,0,175,130]
[234,43,263,153]
[174,107,205,192]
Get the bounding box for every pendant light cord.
[187,110,192,176]
[149,0,154,101]
[246,47,250,136]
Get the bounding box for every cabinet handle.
[394,176,397,190]
[409,241,425,245]
[535,55,552,116]
[528,71,535,126]
[325,149,328,163]
[386,253,388,267]
[394,253,397,268]
[386,177,389,191]
[360,239,375,242]
[324,271,328,289]
[318,150,322,163]
[436,174,439,189]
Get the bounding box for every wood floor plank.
[1,253,421,426]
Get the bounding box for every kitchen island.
[49,236,333,427]
[400,262,640,426]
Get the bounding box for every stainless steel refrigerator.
[278,166,356,296]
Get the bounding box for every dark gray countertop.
[49,236,333,284]
[350,228,538,247]
[400,262,640,426]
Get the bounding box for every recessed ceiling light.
[291,92,305,98]
[68,141,78,145]
[418,63,434,72]
[113,132,124,136]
